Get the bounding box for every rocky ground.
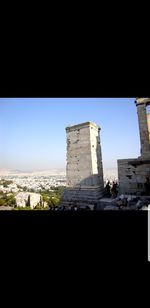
[0,195,150,211]
[98,195,150,210]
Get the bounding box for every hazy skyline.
[0,98,143,171]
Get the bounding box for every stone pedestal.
[61,122,104,207]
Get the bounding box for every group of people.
[105,180,119,198]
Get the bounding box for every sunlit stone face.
[147,113,150,142]
[136,98,150,105]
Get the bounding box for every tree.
[48,195,60,208]
[40,196,43,207]
[7,195,16,206]
[0,193,16,207]
[26,195,31,207]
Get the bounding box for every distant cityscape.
[0,168,118,194]
[0,170,66,194]
[0,169,67,210]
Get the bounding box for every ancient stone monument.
[136,98,150,157]
[61,121,104,206]
[118,98,150,195]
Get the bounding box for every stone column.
[135,98,150,157]
[147,113,150,142]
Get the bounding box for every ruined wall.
[118,159,150,194]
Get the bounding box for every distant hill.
[0,168,66,176]
[0,168,117,179]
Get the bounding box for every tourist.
[105,181,111,197]
[144,177,150,195]
[111,182,118,198]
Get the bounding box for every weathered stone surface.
[118,158,150,195]
[136,98,150,105]
[104,205,119,210]
[147,113,150,142]
[61,122,104,207]
[135,101,150,157]
[117,98,150,195]
[96,198,116,209]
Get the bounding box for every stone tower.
[61,121,104,206]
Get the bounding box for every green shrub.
[34,205,49,210]
[0,193,16,207]
[13,206,33,210]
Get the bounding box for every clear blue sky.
[0,98,142,171]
